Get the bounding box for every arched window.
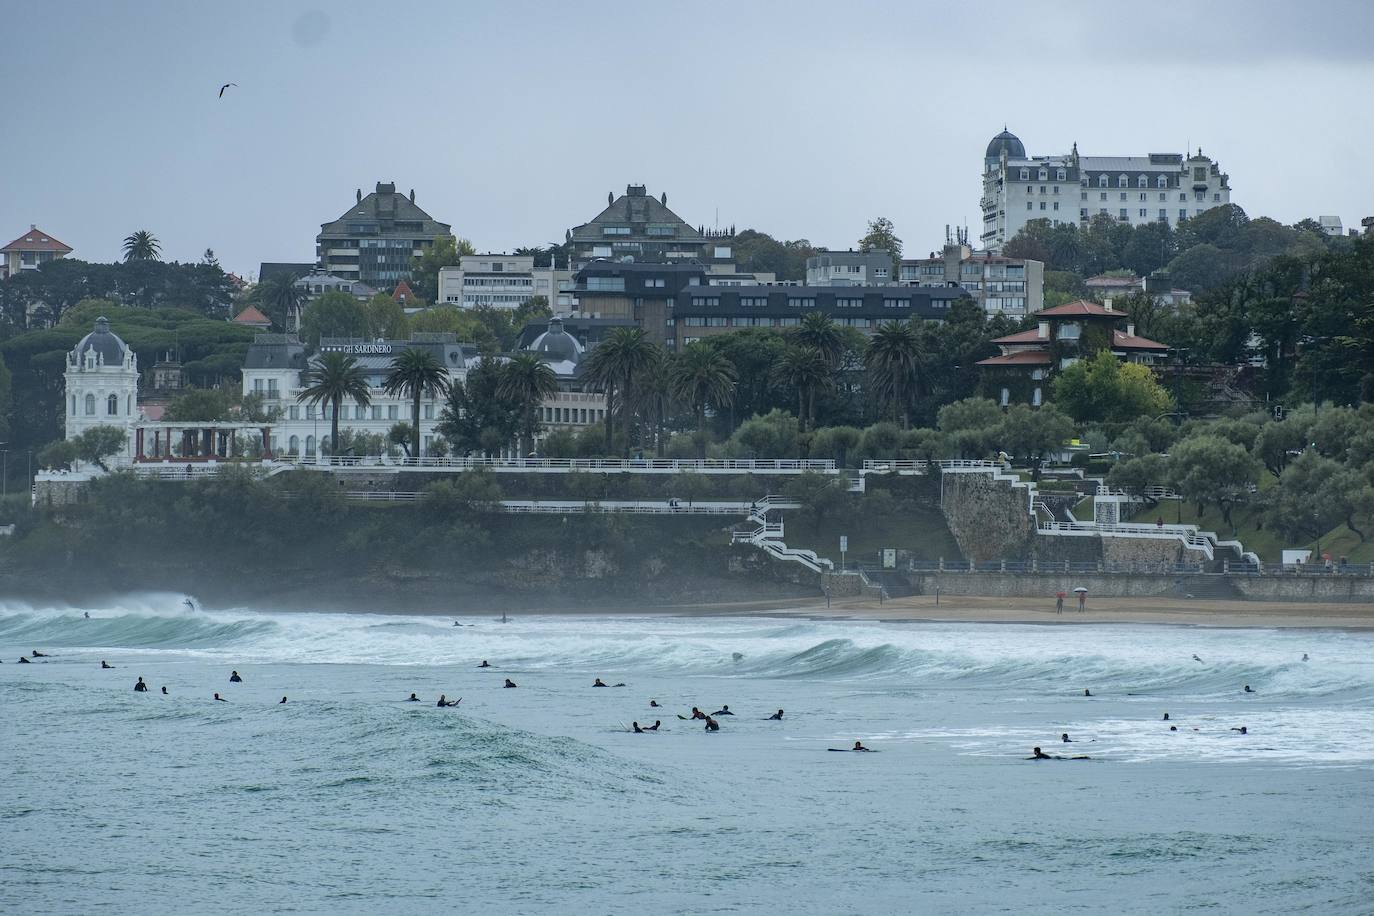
[1157,175,1168,188]
[85,393,95,415]
[1038,168,1047,181]
[71,395,77,415]
[305,435,316,457]
[1137,175,1148,188]
[288,435,300,455]
[1056,169,1066,181]
[107,394,118,415]
[1118,174,1128,188]
[1097,175,1108,188]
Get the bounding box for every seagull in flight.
[218,82,237,98]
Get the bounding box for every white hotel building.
[980,128,1233,250]
[438,254,576,311]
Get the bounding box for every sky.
[3,0,1373,279]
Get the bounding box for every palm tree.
[771,345,831,431]
[254,272,306,330]
[865,321,924,428]
[626,350,674,457]
[299,352,372,456]
[670,343,737,458]
[498,353,558,456]
[383,348,451,459]
[582,327,660,456]
[122,230,161,262]
[796,313,844,367]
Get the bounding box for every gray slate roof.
[567,185,706,244]
[318,182,452,238]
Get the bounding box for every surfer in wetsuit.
[18,656,31,663]
[1302,653,1309,661]
[593,678,607,687]
[1169,725,1177,731]
[633,722,644,733]
[407,693,420,702]
[1193,654,1203,663]
[437,695,460,707]
[704,717,720,731]
[280,697,287,704]
[229,670,243,683]
[478,660,491,668]
[649,699,660,708]
[213,693,227,702]
[1231,726,1248,734]
[711,705,734,716]
[647,720,661,731]
[101,660,114,669]
[31,649,48,658]
[1083,689,1092,697]
[767,709,784,720]
[1163,712,1170,721]
[161,686,168,695]
[690,707,706,720]
[1061,733,1072,743]
[1244,685,1254,693]
[853,741,872,752]
[503,679,517,688]
[134,677,148,692]
[1030,747,1053,759]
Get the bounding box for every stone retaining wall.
[909,572,1374,602]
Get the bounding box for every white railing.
[290,456,837,474]
[861,458,1006,474]
[340,493,779,515]
[1097,483,1181,500]
[1037,519,1214,560]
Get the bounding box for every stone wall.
[939,472,1035,563]
[909,571,1374,602]
[32,477,93,509]
[1100,536,1188,567]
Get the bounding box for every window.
[586,277,625,292]
[1099,208,1108,215]
[1056,169,1066,181]
[882,298,908,309]
[423,404,434,420]
[690,296,719,307]
[1213,193,1221,202]
[1080,191,1087,201]
[355,405,365,420]
[1139,209,1147,218]
[1052,186,1059,195]
[1032,387,1043,407]
[1099,192,1107,201]
[1179,193,1187,202]
[1194,167,1207,182]
[1098,175,1108,188]
[71,395,76,415]
[1053,201,1060,211]
[1019,168,1029,180]
[1040,185,1047,193]
[875,267,888,279]
[1038,169,1047,180]
[644,278,666,288]
[1120,193,1127,201]
[371,406,382,420]
[999,387,1009,407]
[388,406,398,420]
[288,435,299,454]
[1027,202,1033,211]
[601,226,632,236]
[1137,175,1148,188]
[1058,322,1082,340]
[107,394,118,415]
[1139,192,1147,201]
[740,296,768,307]
[1159,193,1166,202]
[288,405,299,420]
[306,406,316,420]
[787,297,816,308]
[1157,175,1169,188]
[1119,209,1128,219]
[645,225,675,237]
[835,297,863,308]
[1039,201,1046,210]
[1179,209,1188,219]
[84,394,95,415]
[1118,175,1128,188]
[1159,209,1167,219]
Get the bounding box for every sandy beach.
[687,594,1374,629]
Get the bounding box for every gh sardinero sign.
[321,343,394,355]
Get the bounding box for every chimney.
[1127,323,1136,337]
[1103,298,1114,311]
[30,223,36,230]
[356,189,362,203]
[409,189,415,204]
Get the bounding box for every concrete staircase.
[731,496,834,574]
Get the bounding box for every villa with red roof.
[232,305,272,329]
[1,225,72,280]
[977,299,1168,406]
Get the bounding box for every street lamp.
[1303,336,1329,414]
[1167,346,1189,424]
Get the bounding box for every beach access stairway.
[860,460,1258,570]
[730,496,832,574]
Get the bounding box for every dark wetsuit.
[230,673,243,683]
[712,707,733,716]
[704,718,720,731]
[647,721,661,731]
[767,711,783,720]
[134,681,148,692]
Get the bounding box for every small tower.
[64,317,140,462]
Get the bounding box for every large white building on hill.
[980,128,1233,250]
[65,317,140,460]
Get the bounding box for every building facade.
[980,129,1233,250]
[240,333,471,459]
[805,250,895,286]
[976,299,1168,406]
[316,182,452,288]
[565,184,732,268]
[437,254,575,311]
[900,242,1044,317]
[64,318,140,461]
[671,286,969,350]
[2,225,71,281]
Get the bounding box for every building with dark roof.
[977,299,1168,406]
[672,285,970,350]
[316,182,452,288]
[980,128,1233,250]
[2,225,72,280]
[901,242,1044,317]
[565,184,731,267]
[64,317,140,462]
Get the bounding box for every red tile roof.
[1033,299,1121,318]
[991,328,1045,345]
[142,405,166,421]
[392,280,416,301]
[1,226,72,253]
[976,350,1054,366]
[1113,329,1168,350]
[232,305,271,326]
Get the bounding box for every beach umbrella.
[1072,587,1088,593]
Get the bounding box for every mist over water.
[3,597,1373,913]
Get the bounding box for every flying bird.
[218,82,237,98]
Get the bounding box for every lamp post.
[1,445,7,500]
[1303,336,1329,414]
[1168,346,1189,424]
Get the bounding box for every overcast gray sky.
[3,0,1372,277]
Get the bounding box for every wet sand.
[681,594,1374,629]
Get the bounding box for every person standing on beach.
[1078,591,1087,612]
[1055,593,1064,614]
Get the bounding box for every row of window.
[543,406,605,424]
[70,393,131,416]
[1079,207,1199,221]
[1086,191,1222,203]
[463,277,534,287]
[1027,201,1062,212]
[681,316,889,330]
[282,403,436,421]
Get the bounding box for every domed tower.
[65,316,140,461]
[984,128,1026,172]
[527,317,584,368]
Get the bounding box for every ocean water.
[3,596,1373,915]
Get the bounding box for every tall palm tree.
[255,272,306,330]
[796,313,844,367]
[383,348,451,458]
[771,345,831,431]
[626,350,674,457]
[582,327,659,456]
[865,321,924,428]
[299,352,372,456]
[670,342,737,458]
[122,230,161,262]
[498,353,558,456]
